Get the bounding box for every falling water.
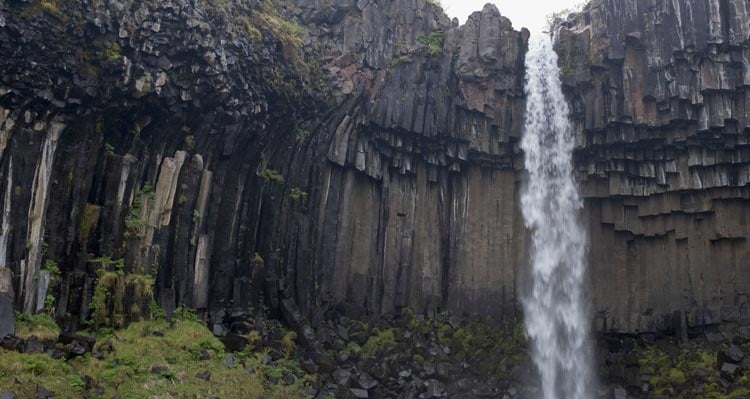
[520,35,592,399]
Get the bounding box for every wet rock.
[0,270,14,339]
[195,371,211,381]
[282,371,296,385]
[721,362,739,378]
[1,335,22,350]
[720,345,745,363]
[333,368,352,387]
[424,379,445,397]
[357,372,378,390]
[34,386,53,399]
[212,324,226,337]
[24,338,44,354]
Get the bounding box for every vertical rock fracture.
[521,35,592,399]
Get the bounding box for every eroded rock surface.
[557,0,750,332]
[0,0,748,339]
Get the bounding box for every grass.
[14,312,60,342]
[1,318,311,398]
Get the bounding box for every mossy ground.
[1,316,311,398]
[634,333,750,398]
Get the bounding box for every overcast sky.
[442,0,584,34]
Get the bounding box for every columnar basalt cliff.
[1,0,749,340]
[0,0,530,334]
[557,0,750,333]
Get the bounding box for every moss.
[390,55,413,68]
[0,318,310,398]
[289,187,308,202]
[241,16,263,41]
[79,204,100,241]
[15,312,60,342]
[105,42,121,62]
[281,331,297,354]
[259,168,284,183]
[184,135,195,151]
[125,185,155,239]
[91,262,153,329]
[295,128,310,142]
[362,328,397,358]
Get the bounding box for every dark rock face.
[0,0,748,338]
[556,0,750,332]
[0,0,530,330]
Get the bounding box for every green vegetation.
[105,42,121,62]
[104,142,115,155]
[42,259,61,283]
[241,16,263,42]
[259,168,284,183]
[289,187,308,202]
[125,184,155,239]
[636,339,750,398]
[426,0,443,9]
[0,315,310,398]
[80,203,100,244]
[295,128,311,142]
[390,55,414,68]
[418,31,444,56]
[184,135,195,151]
[14,312,60,342]
[90,258,153,329]
[362,328,397,358]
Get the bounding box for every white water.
[520,35,592,399]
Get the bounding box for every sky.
[442,0,584,34]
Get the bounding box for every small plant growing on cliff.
[418,31,444,56]
[390,55,413,68]
[240,16,263,41]
[289,187,308,202]
[104,142,115,155]
[43,259,61,283]
[295,128,311,142]
[105,42,121,62]
[258,168,284,183]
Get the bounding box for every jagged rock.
[721,362,739,378]
[720,345,745,363]
[424,379,445,397]
[333,368,353,387]
[0,269,13,338]
[195,371,211,381]
[212,324,226,337]
[34,386,53,399]
[0,335,21,350]
[24,338,44,354]
[349,388,368,398]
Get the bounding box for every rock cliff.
[557,0,750,332]
[0,0,530,333]
[0,0,749,339]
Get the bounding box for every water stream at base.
[520,34,593,399]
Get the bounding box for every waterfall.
[520,35,592,399]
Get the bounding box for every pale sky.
[442,0,584,34]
